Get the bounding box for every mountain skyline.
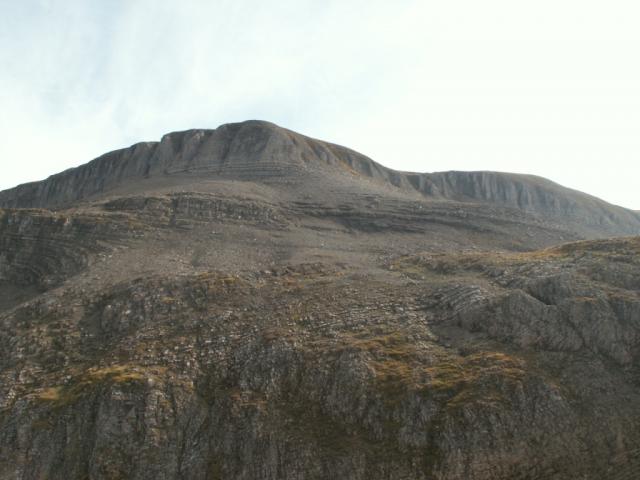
[2,120,640,479]
[2,1,639,209]
[3,118,640,212]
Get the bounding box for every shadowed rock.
[1,122,640,480]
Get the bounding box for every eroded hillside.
[1,121,639,480]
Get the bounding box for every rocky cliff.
[1,121,638,238]
[1,121,639,480]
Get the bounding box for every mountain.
[1,121,639,480]
[1,120,638,239]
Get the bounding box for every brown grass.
[332,331,526,408]
[34,365,165,408]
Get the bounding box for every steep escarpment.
[2,239,640,479]
[1,120,638,238]
[418,171,640,237]
[0,209,128,290]
[2,122,640,480]
[0,121,389,210]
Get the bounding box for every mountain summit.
[1,120,638,239]
[1,121,640,479]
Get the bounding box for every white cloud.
[1,0,639,209]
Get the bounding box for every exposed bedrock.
[0,209,121,290]
[1,243,639,479]
[1,122,640,479]
[1,121,638,238]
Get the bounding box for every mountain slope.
[1,120,638,239]
[1,121,640,480]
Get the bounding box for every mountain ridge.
[2,121,640,479]
[1,120,639,239]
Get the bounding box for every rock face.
[1,120,638,238]
[0,121,382,209]
[1,121,640,480]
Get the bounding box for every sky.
[1,0,639,209]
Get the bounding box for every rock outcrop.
[2,238,640,479]
[1,121,638,238]
[1,122,640,480]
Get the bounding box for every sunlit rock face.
[1,121,640,480]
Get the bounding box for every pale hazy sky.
[1,0,639,208]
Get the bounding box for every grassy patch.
[37,386,64,402]
[333,331,527,409]
[34,364,165,409]
[392,248,563,277]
